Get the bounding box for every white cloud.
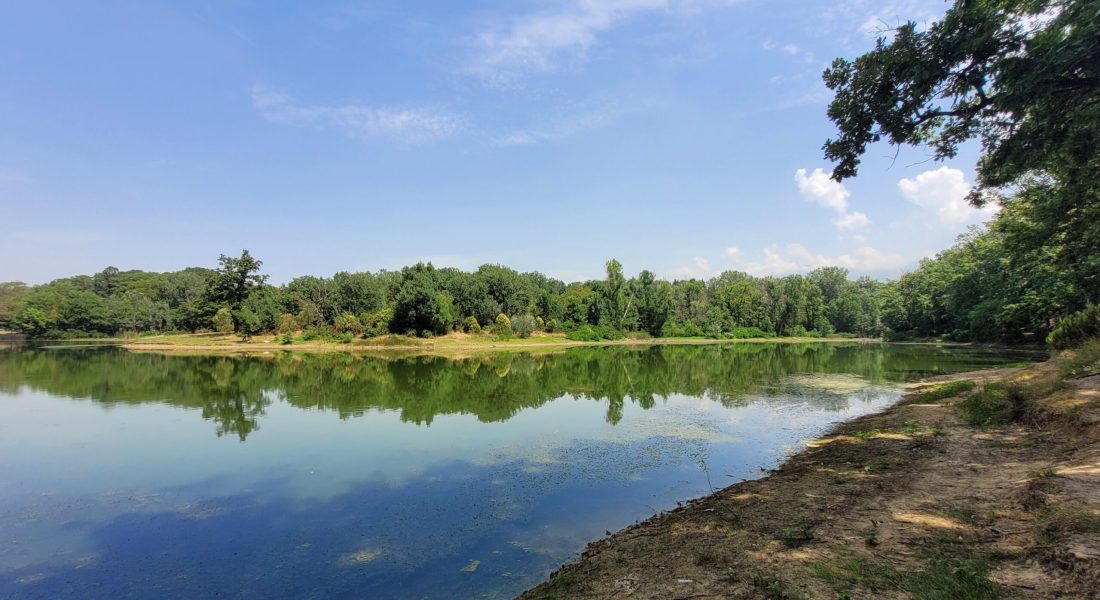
[251,85,463,144]
[795,167,849,213]
[669,255,717,278]
[763,39,817,64]
[795,167,871,230]
[467,0,738,82]
[740,243,905,276]
[833,211,870,230]
[669,242,907,280]
[897,166,995,226]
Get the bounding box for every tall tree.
[210,250,268,315]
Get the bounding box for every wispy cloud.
[251,85,463,144]
[492,93,654,146]
[466,0,739,83]
[762,39,816,64]
[794,167,871,231]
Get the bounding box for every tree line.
[0,253,896,341]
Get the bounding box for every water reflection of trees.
[0,344,1027,439]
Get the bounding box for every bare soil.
[520,361,1100,599]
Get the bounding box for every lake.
[0,343,1035,599]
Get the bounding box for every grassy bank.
[521,344,1100,599]
[120,332,880,355]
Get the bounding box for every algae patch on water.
[341,549,383,565]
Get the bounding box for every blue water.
[0,343,1035,598]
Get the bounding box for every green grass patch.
[778,522,815,547]
[811,556,896,594]
[812,555,1001,599]
[1038,507,1100,542]
[902,558,1001,600]
[917,380,977,402]
[849,420,942,439]
[959,383,1025,426]
[1056,338,1100,378]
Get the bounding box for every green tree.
[0,282,29,328]
[392,263,452,336]
[823,0,1100,317]
[210,250,268,318]
[600,259,635,331]
[235,306,263,340]
[635,270,671,336]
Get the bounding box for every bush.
[278,313,297,345]
[462,316,481,334]
[234,306,263,341]
[566,324,601,342]
[565,324,623,341]
[728,326,773,339]
[361,308,393,337]
[1056,339,1100,378]
[661,320,704,338]
[213,307,234,334]
[333,313,363,336]
[512,314,537,338]
[1047,304,1100,349]
[959,383,1024,426]
[494,313,512,339]
[544,318,558,333]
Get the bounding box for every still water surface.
[0,343,1034,598]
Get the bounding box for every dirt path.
[521,361,1100,599]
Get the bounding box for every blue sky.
[0,0,996,284]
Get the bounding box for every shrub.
[361,308,393,337]
[494,313,512,339]
[544,318,558,333]
[333,312,363,336]
[661,320,704,338]
[213,307,234,334]
[511,314,537,338]
[278,313,298,334]
[960,383,1024,426]
[567,324,601,342]
[234,307,263,341]
[728,326,773,339]
[535,316,545,331]
[462,316,481,334]
[1057,339,1100,378]
[1047,304,1100,349]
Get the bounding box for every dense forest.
[0,233,1091,345]
[1,0,1096,347]
[0,252,891,341]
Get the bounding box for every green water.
[0,343,1035,598]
